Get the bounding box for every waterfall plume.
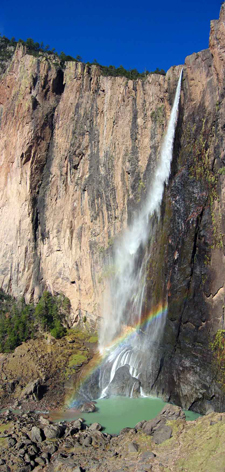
[98,70,183,397]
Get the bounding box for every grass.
[0,422,13,448]
[88,335,98,343]
[65,350,89,379]
[67,328,89,340]
[68,352,88,366]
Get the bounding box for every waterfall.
[96,70,183,398]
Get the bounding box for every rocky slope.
[1,6,225,413]
[0,329,98,411]
[0,405,224,472]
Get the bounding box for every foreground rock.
[141,404,185,437]
[0,406,225,471]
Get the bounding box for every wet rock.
[153,425,172,444]
[106,365,140,397]
[80,401,96,413]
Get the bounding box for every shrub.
[50,320,66,339]
[0,289,70,352]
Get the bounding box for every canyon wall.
[0,6,225,411]
[148,5,225,412]
[0,38,180,323]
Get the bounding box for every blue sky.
[1,0,221,72]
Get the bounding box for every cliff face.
[147,5,225,412]
[0,7,225,412]
[0,43,180,323]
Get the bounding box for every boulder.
[43,424,65,439]
[120,427,135,434]
[153,425,172,444]
[135,420,147,430]
[139,451,156,461]
[106,365,140,397]
[142,416,162,435]
[159,404,185,421]
[83,435,92,446]
[20,379,44,401]
[39,416,50,426]
[45,443,58,454]
[142,403,185,436]
[6,379,18,393]
[88,422,102,431]
[30,426,44,443]
[128,442,139,452]
[35,457,46,466]
[80,401,96,413]
[70,419,84,430]
[7,437,17,447]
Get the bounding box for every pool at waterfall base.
[51,396,200,435]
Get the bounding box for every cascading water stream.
[98,70,183,398]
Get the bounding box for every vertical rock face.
[0,7,225,411]
[0,43,180,323]
[146,4,225,412]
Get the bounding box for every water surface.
[53,396,200,435]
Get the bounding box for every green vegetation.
[189,120,218,199]
[150,105,165,125]
[0,289,70,352]
[65,350,89,379]
[0,33,166,79]
[98,64,166,80]
[88,335,98,343]
[68,352,88,366]
[210,329,225,389]
[218,167,225,175]
[0,36,17,72]
[182,120,224,249]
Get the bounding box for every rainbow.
[64,301,168,409]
